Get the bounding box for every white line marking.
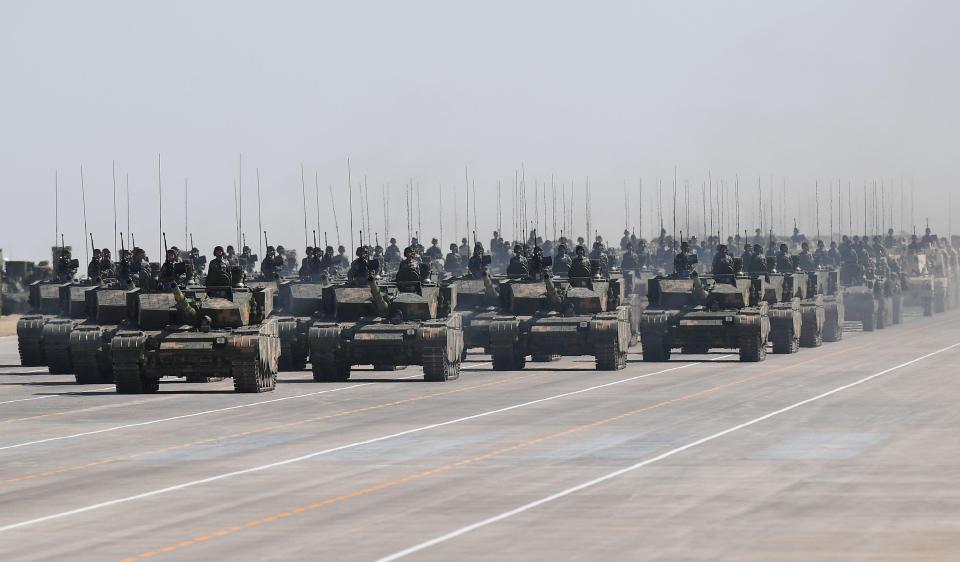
[0,368,49,375]
[0,359,722,532]
[0,374,421,452]
[372,342,960,562]
[0,387,114,406]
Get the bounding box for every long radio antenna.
[157,153,163,262]
[347,159,355,251]
[80,165,89,266]
[314,172,322,248]
[54,170,59,254]
[256,168,263,256]
[112,161,118,257]
[300,163,309,249]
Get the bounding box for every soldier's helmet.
[830,241,838,248]
[623,229,630,236]
[411,237,419,245]
[226,245,235,253]
[802,242,810,251]
[493,230,499,237]
[626,243,634,251]
[325,246,334,254]
[431,238,438,245]
[680,241,689,252]
[337,245,346,254]
[266,246,275,255]
[356,246,369,258]
[473,242,483,254]
[557,243,567,253]
[461,237,468,244]
[93,248,102,257]
[242,246,251,253]
[780,243,788,253]
[449,243,458,251]
[213,246,224,256]
[817,240,825,248]
[103,249,111,257]
[753,244,763,253]
[276,246,285,254]
[513,244,523,255]
[575,245,586,256]
[718,244,727,252]
[389,238,397,244]
[403,246,415,259]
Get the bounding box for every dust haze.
[2,0,958,261]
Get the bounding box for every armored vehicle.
[16,281,73,367]
[640,272,770,362]
[308,273,463,382]
[274,280,325,371]
[110,284,280,393]
[756,270,803,354]
[806,269,844,342]
[450,273,501,356]
[486,264,632,371]
[69,287,140,384]
[900,253,936,316]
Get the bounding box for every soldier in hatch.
[775,243,793,272]
[711,244,736,275]
[568,245,592,278]
[87,248,102,280]
[260,246,280,277]
[425,238,443,261]
[798,242,816,271]
[507,244,529,276]
[620,243,640,270]
[553,243,572,275]
[467,243,487,278]
[445,243,464,276]
[747,244,768,274]
[385,238,401,263]
[347,246,374,285]
[395,246,424,284]
[673,241,695,278]
[159,249,181,290]
[99,249,115,279]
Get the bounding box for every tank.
[69,287,140,384]
[15,281,73,367]
[640,273,771,362]
[758,265,805,354]
[900,253,936,316]
[308,276,463,382]
[273,280,325,371]
[806,269,844,342]
[109,285,280,393]
[449,274,501,356]
[486,267,632,371]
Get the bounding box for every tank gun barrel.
[544,273,563,307]
[367,276,390,315]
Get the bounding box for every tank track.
[739,333,767,362]
[16,316,46,366]
[232,359,276,393]
[70,326,111,384]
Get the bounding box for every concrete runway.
[0,307,958,562]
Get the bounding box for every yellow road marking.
[121,333,908,560]
[2,373,542,486]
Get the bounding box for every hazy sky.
[2,1,959,262]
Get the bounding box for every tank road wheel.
[491,343,526,371]
[642,335,671,362]
[739,335,767,362]
[423,346,460,382]
[312,353,351,382]
[115,360,158,394]
[772,326,799,354]
[595,339,627,371]
[233,359,276,393]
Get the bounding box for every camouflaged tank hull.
[308,314,464,382]
[460,309,498,353]
[110,319,281,394]
[640,303,771,363]
[488,307,632,371]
